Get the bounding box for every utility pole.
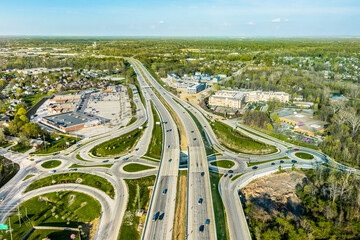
[8,218,13,240]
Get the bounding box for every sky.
[0,0,359,37]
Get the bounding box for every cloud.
[247,21,255,25]
[271,18,281,23]
[159,20,164,24]
[284,18,289,22]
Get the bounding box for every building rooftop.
[43,112,99,128]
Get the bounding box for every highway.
[132,59,216,240]
[131,60,180,240]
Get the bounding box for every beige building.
[209,90,290,108]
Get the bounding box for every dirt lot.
[241,170,307,221]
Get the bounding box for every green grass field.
[0,156,20,187]
[27,229,81,240]
[295,152,314,159]
[41,160,62,169]
[126,117,137,127]
[33,135,79,154]
[210,160,235,169]
[211,121,276,155]
[90,128,143,157]
[0,191,100,240]
[209,172,229,240]
[118,175,156,240]
[231,173,245,182]
[10,143,32,153]
[123,163,155,172]
[26,172,115,199]
[145,102,163,159]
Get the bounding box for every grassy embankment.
[144,102,163,160]
[26,173,115,199]
[211,121,276,155]
[118,175,156,240]
[0,191,100,240]
[295,152,314,159]
[0,156,20,187]
[10,142,32,153]
[90,127,144,157]
[33,135,80,155]
[69,164,113,169]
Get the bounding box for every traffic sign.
[0,225,8,230]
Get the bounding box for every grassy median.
[211,121,276,155]
[145,102,163,159]
[0,191,100,240]
[26,172,115,199]
[41,160,62,169]
[210,160,235,169]
[295,152,314,160]
[123,163,155,172]
[173,170,187,240]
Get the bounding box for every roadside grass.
[209,171,229,240]
[123,163,155,172]
[210,160,235,169]
[69,164,113,169]
[118,175,156,240]
[90,128,144,157]
[173,170,187,240]
[231,173,245,182]
[0,156,20,187]
[0,141,12,148]
[0,191,100,240]
[41,160,62,169]
[144,102,163,159]
[295,152,314,160]
[126,117,137,127]
[10,142,32,153]
[127,85,137,115]
[23,174,35,181]
[27,229,81,240]
[26,173,115,199]
[33,135,80,155]
[210,121,276,155]
[241,125,319,150]
[247,157,290,167]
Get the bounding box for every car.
[123,157,129,161]
[35,160,41,163]
[169,158,172,162]
[49,170,56,173]
[228,170,233,173]
[224,173,228,177]
[191,130,194,133]
[114,156,121,159]
[159,212,165,220]
[201,172,205,176]
[70,168,78,171]
[291,160,297,163]
[103,160,109,163]
[252,166,258,170]
[167,145,170,148]
[193,138,197,141]
[198,198,203,205]
[271,162,276,165]
[53,153,59,155]
[199,225,205,232]
[280,160,285,163]
[135,148,139,151]
[163,189,167,195]
[294,149,299,151]
[152,211,160,221]
[229,174,233,178]
[205,219,210,225]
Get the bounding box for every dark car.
[103,160,109,163]
[229,174,233,178]
[114,156,121,159]
[163,189,167,195]
[224,173,228,177]
[201,172,205,176]
[191,130,194,133]
[198,198,203,205]
[228,170,233,173]
[152,211,160,221]
[280,160,285,163]
[199,225,205,232]
[271,162,276,165]
[291,160,297,163]
[169,158,172,162]
[193,138,197,141]
[252,166,258,170]
[159,212,165,220]
[205,219,210,225]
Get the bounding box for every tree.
[267,123,274,131]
